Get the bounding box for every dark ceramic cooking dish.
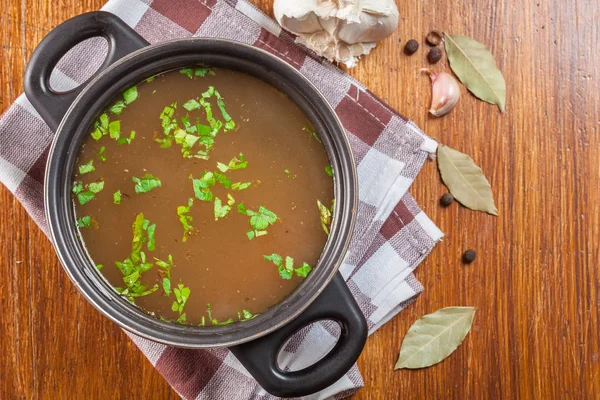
[24,11,366,398]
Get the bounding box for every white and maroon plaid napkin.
[0,0,443,398]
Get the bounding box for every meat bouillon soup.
[72,67,335,325]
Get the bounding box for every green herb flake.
[112,190,122,205]
[264,253,283,266]
[238,203,278,239]
[217,153,247,173]
[284,168,296,179]
[146,76,155,83]
[113,213,159,302]
[304,126,321,143]
[280,256,294,280]
[96,264,104,270]
[123,87,138,104]
[109,120,121,140]
[133,173,162,194]
[117,130,136,145]
[325,165,334,177]
[110,100,126,115]
[238,309,257,321]
[295,262,312,278]
[317,200,332,235]
[88,181,105,194]
[97,146,107,162]
[177,198,194,241]
[146,223,156,251]
[99,113,109,129]
[72,181,83,194]
[214,194,235,220]
[162,278,171,296]
[180,68,194,79]
[78,159,95,175]
[76,215,92,228]
[172,283,191,315]
[191,172,215,202]
[264,253,311,279]
[183,99,201,111]
[231,181,251,191]
[194,67,209,77]
[91,128,103,140]
[77,192,95,205]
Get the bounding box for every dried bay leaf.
[395,307,476,369]
[444,33,507,112]
[437,144,498,215]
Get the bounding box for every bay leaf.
[444,33,507,112]
[437,144,498,215]
[395,307,476,370]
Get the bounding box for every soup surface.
[73,67,334,325]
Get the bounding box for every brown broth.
[73,67,334,325]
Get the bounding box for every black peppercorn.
[440,193,454,206]
[428,47,443,63]
[463,250,477,264]
[404,39,419,55]
[426,30,443,46]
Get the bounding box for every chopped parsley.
[78,159,95,175]
[97,146,107,162]
[123,86,138,104]
[109,120,120,140]
[91,113,109,140]
[295,262,312,278]
[317,199,333,235]
[202,86,235,131]
[180,66,214,79]
[237,203,278,239]
[172,283,190,323]
[284,168,296,179]
[132,173,162,194]
[231,181,251,191]
[156,98,224,159]
[206,303,229,325]
[214,194,235,220]
[190,172,215,202]
[113,190,121,204]
[264,253,312,280]
[114,213,159,302]
[177,198,194,241]
[96,264,104,270]
[146,76,155,83]
[109,101,126,115]
[325,165,333,177]
[109,86,139,116]
[76,215,92,228]
[117,130,136,145]
[155,255,173,296]
[216,153,247,172]
[73,180,104,205]
[238,309,257,321]
[304,126,321,143]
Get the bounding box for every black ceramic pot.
[24,11,366,398]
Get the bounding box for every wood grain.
[1,0,598,398]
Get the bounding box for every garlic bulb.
[421,69,461,117]
[273,0,399,67]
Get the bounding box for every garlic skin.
[422,69,461,117]
[273,0,399,68]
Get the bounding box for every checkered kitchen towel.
[0,0,444,398]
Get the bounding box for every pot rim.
[44,37,358,348]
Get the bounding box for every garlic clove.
[273,0,399,67]
[422,69,461,117]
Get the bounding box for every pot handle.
[230,273,368,398]
[24,11,148,132]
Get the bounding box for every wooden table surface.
[1,0,599,398]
